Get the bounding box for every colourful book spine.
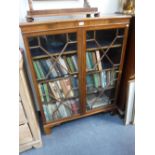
[55,81,65,98]
[49,82,60,100]
[88,52,94,69]
[71,77,78,89]
[36,61,45,79]
[86,52,92,70]
[40,60,53,79]
[58,57,68,75]
[110,70,117,86]
[86,75,94,88]
[38,84,44,102]
[71,55,78,71]
[106,71,111,86]
[63,78,74,97]
[66,57,75,72]
[43,105,50,122]
[70,100,79,114]
[43,83,50,102]
[46,59,58,78]
[33,61,41,80]
[93,73,99,88]
[92,52,98,70]
[101,71,107,88]
[95,50,102,71]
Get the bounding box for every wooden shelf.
[31,43,122,60]
[87,67,119,75]
[43,95,79,104]
[44,104,117,127]
[86,86,115,95]
[86,98,116,111]
[32,50,77,60]
[86,44,122,52]
[37,72,78,84]
[37,67,120,84]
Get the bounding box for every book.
[61,78,74,97]
[101,71,107,88]
[43,83,50,102]
[63,56,72,73]
[56,102,70,118]
[93,73,100,88]
[92,96,110,109]
[70,99,79,114]
[49,82,61,100]
[38,84,44,102]
[86,52,92,70]
[88,52,94,69]
[86,75,94,89]
[71,55,78,71]
[36,61,45,79]
[95,50,102,71]
[87,94,96,110]
[46,59,58,78]
[59,80,68,97]
[48,103,61,120]
[58,57,69,75]
[63,101,72,116]
[110,70,117,86]
[71,76,78,89]
[40,59,53,79]
[56,81,65,98]
[66,57,75,72]
[55,62,64,76]
[43,104,50,121]
[39,60,49,75]
[106,71,111,86]
[33,61,41,80]
[92,52,98,69]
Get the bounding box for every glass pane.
[86,28,124,111]
[29,32,80,122]
[38,76,80,122]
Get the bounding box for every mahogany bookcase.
[20,15,131,134]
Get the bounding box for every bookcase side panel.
[114,26,130,105]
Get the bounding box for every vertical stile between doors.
[77,27,86,114]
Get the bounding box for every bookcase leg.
[110,109,118,116]
[44,127,52,135]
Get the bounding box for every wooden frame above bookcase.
[20,16,131,134]
[27,0,98,22]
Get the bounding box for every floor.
[20,113,135,155]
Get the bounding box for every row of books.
[87,94,110,110]
[86,50,112,70]
[33,50,114,82]
[43,99,80,121]
[33,55,78,80]
[86,70,117,90]
[38,77,79,102]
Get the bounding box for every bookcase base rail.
[43,104,117,135]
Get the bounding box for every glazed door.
[27,30,82,123]
[84,27,127,112]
